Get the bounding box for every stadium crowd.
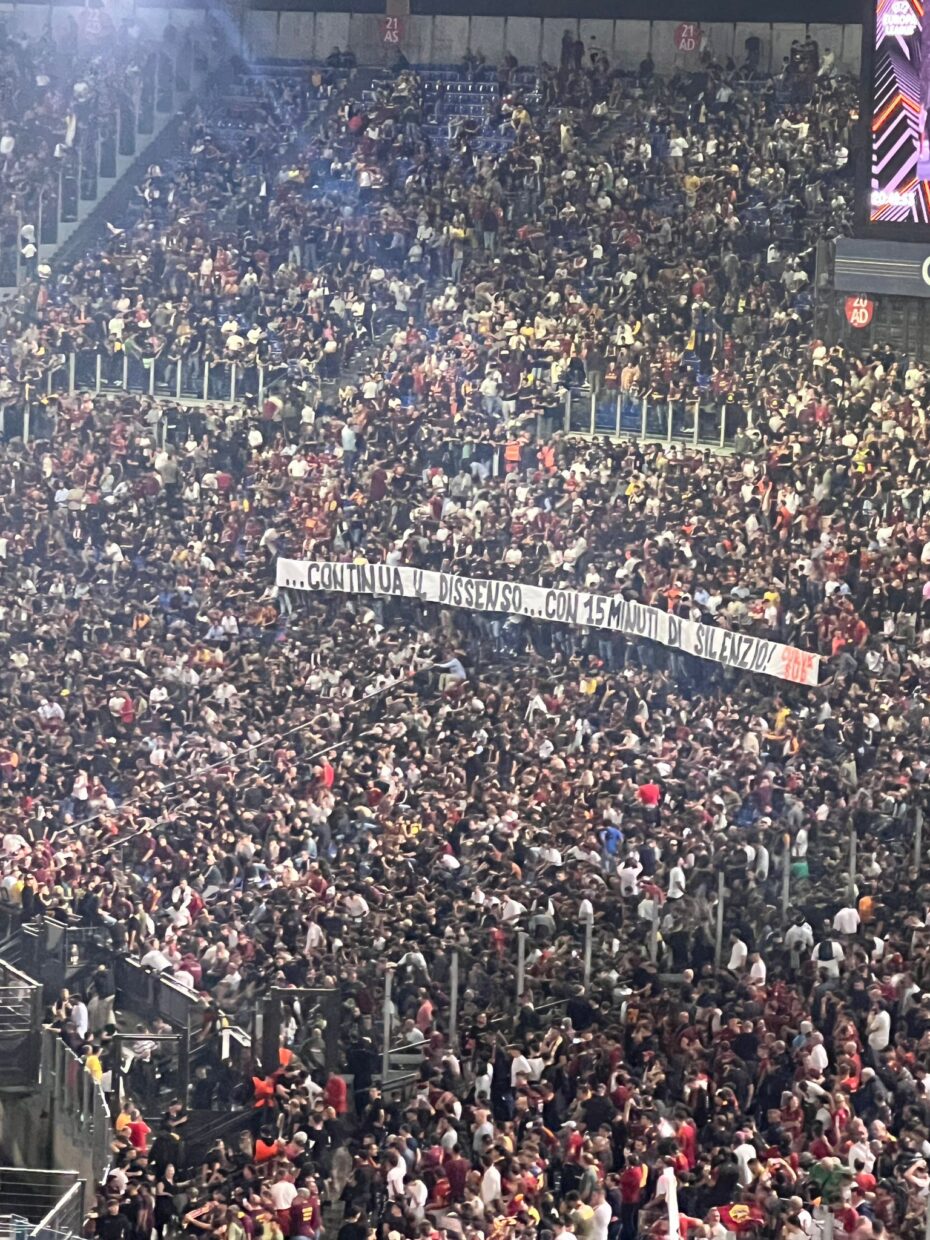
[1,24,930,1240]
[0,8,185,267]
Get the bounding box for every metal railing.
[114,955,206,1032]
[563,386,740,449]
[2,360,752,458]
[25,350,270,407]
[0,960,43,1088]
[0,1170,81,1231]
[26,1182,83,1240]
[19,921,110,1000]
[41,1032,111,1194]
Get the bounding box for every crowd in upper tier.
[3,26,930,1240]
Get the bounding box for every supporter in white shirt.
[343,891,370,919]
[848,1137,875,1174]
[619,858,642,896]
[502,895,527,923]
[833,905,861,935]
[805,1033,829,1075]
[867,1004,891,1053]
[748,954,767,985]
[811,937,845,978]
[734,1137,758,1187]
[667,862,686,899]
[404,1177,428,1222]
[269,1179,297,1212]
[727,934,748,972]
[140,940,173,972]
[785,917,814,966]
[386,1153,406,1200]
[511,1052,532,1086]
[480,1160,502,1207]
[70,996,89,1039]
[591,1193,612,1240]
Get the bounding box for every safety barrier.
[0,1170,84,1240]
[0,961,43,1089]
[19,922,109,1000]
[25,1181,84,1240]
[40,1034,110,1201]
[563,386,742,449]
[34,351,267,407]
[1,357,749,455]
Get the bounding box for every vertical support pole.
[112,1033,123,1104]
[916,802,924,874]
[449,948,459,1053]
[649,899,659,965]
[641,397,647,441]
[381,967,394,1084]
[179,1013,191,1104]
[261,992,280,1076]
[714,869,725,969]
[583,915,593,988]
[516,929,526,1004]
[781,833,791,924]
[848,828,857,904]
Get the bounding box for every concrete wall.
[0,1090,50,1170]
[4,3,207,48]
[234,14,862,74]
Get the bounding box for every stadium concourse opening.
[1,5,930,1240]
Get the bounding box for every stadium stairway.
[52,61,377,289]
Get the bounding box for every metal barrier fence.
[2,356,749,456]
[0,39,203,292]
[563,385,740,449]
[0,1170,81,1230]
[41,1032,111,1195]
[113,955,205,1032]
[20,921,110,1000]
[0,961,43,1089]
[16,351,270,409]
[29,1181,84,1240]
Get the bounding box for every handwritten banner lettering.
[276,559,820,687]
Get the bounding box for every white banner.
[276,559,821,687]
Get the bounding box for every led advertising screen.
[868,0,930,225]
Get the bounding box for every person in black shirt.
[337,1206,367,1240]
[98,1200,132,1240]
